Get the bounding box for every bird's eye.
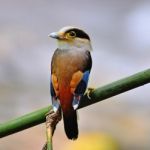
[68,31,76,37]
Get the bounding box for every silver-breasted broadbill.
[49,26,92,140]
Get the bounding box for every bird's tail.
[63,110,78,140]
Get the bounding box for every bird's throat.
[57,39,92,51]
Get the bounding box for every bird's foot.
[46,109,62,135]
[42,109,61,150]
[85,87,95,99]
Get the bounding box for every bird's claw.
[85,87,95,99]
[42,109,62,150]
[45,109,61,130]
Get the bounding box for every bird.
[48,26,92,140]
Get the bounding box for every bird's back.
[51,48,91,113]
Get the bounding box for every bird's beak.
[48,32,60,39]
[48,31,65,40]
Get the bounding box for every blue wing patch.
[72,70,90,110]
[82,70,90,83]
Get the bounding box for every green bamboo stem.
[0,69,150,138]
[79,68,150,108]
[0,106,51,138]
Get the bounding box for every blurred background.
[0,0,150,149]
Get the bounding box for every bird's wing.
[71,51,92,110]
[50,74,60,112]
[50,49,61,112]
[71,70,91,110]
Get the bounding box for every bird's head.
[49,26,92,51]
